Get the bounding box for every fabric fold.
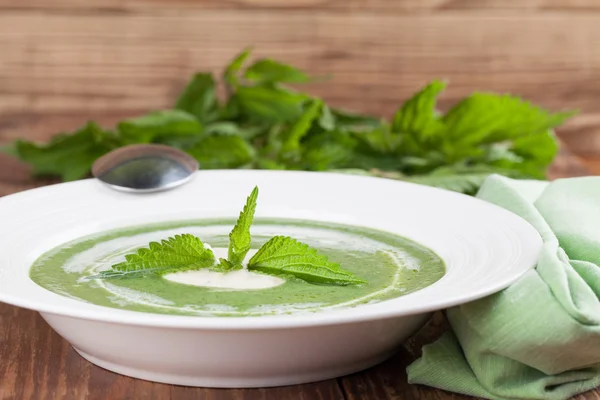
[407,175,600,400]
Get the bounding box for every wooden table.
[0,147,597,400]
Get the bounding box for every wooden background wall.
[1,0,600,167]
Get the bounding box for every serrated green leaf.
[319,104,336,131]
[331,108,383,132]
[402,165,529,194]
[326,168,373,176]
[158,136,205,150]
[213,258,242,272]
[187,135,255,169]
[255,158,288,170]
[221,95,242,120]
[175,73,219,123]
[301,144,353,171]
[354,125,401,154]
[343,165,521,195]
[512,129,559,167]
[245,58,310,84]
[248,236,365,285]
[204,122,243,135]
[350,125,411,171]
[13,122,118,181]
[235,86,306,122]
[478,131,558,180]
[89,234,215,279]
[392,80,446,140]
[300,130,356,170]
[239,124,272,140]
[118,110,202,144]
[204,121,267,140]
[348,153,406,172]
[405,173,492,195]
[281,99,322,155]
[7,49,573,191]
[228,186,259,265]
[443,93,574,146]
[486,146,525,164]
[224,48,251,87]
[254,124,285,161]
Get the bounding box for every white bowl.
[0,170,542,388]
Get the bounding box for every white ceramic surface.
[0,170,543,387]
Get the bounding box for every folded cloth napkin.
[406,175,600,400]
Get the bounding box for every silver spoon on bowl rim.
[91,144,198,193]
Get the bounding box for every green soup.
[29,219,445,317]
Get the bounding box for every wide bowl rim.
[0,170,543,330]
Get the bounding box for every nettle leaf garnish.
[90,187,366,286]
[214,258,239,272]
[227,186,259,267]
[88,234,215,279]
[248,236,365,285]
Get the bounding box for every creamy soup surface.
[30,219,446,317]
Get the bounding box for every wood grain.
[0,306,344,400]
[340,312,470,400]
[1,5,600,147]
[1,0,600,13]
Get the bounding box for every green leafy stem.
[3,48,576,195]
[88,186,365,286]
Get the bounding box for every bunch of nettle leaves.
[4,49,574,194]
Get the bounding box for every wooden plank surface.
[2,0,600,13]
[1,2,600,147]
[0,287,345,399]
[0,146,597,400]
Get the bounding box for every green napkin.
[406,175,600,400]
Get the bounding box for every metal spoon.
[91,144,198,193]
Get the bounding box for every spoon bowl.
[92,144,198,193]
